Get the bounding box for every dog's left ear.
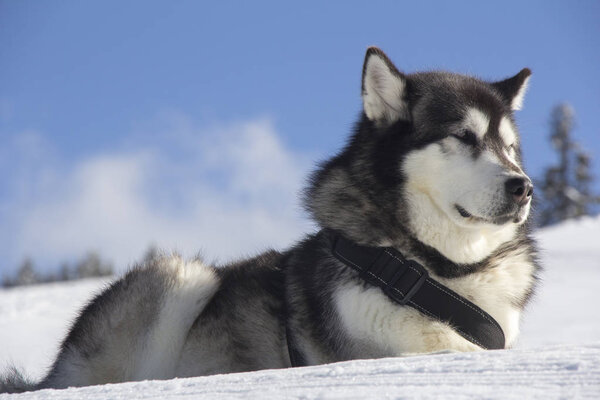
[362,47,410,125]
[491,68,532,111]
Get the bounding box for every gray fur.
[0,366,35,394]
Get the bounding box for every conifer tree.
[539,104,599,226]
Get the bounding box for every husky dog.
[1,47,540,393]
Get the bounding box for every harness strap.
[284,233,506,367]
[332,234,505,350]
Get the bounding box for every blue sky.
[1,1,599,276]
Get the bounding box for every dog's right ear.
[362,47,409,125]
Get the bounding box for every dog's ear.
[491,68,532,111]
[362,47,409,125]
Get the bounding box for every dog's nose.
[505,177,533,206]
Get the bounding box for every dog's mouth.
[455,204,524,225]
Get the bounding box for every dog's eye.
[451,130,478,147]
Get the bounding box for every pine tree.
[59,262,74,281]
[14,257,38,286]
[75,252,114,278]
[142,244,160,264]
[539,104,599,226]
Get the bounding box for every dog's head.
[307,47,533,263]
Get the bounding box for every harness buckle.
[385,258,428,305]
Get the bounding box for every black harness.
[286,233,505,367]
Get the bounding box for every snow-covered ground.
[2,345,599,400]
[1,217,600,398]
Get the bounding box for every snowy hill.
[1,217,600,398]
[519,216,600,347]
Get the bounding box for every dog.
[1,47,540,393]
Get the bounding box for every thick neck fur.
[304,117,537,283]
[304,119,407,248]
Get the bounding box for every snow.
[0,278,113,380]
[519,216,600,347]
[4,345,600,399]
[1,217,600,398]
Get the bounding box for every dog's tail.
[6,254,220,392]
[0,366,37,394]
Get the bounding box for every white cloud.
[0,116,318,276]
